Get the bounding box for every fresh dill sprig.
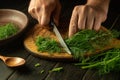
[75,48,120,75]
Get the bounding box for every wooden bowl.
[0,9,28,46]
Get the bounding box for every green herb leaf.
[34,63,41,67]
[40,70,45,74]
[49,67,63,72]
[76,48,120,75]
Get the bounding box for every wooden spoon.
[0,55,25,67]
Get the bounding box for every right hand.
[68,5,108,37]
[68,0,110,37]
[28,0,61,26]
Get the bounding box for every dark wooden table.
[0,0,120,80]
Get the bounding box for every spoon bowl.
[0,55,25,67]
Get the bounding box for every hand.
[28,0,61,26]
[69,5,108,37]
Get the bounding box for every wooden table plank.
[83,70,120,80]
[45,62,87,80]
[8,55,57,80]
[101,72,120,80]
[0,62,14,80]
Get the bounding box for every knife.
[50,20,71,54]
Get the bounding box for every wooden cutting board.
[24,24,120,60]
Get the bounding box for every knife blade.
[50,21,71,54]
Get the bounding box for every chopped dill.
[49,67,63,72]
[40,70,45,74]
[35,36,61,53]
[34,63,41,67]
[0,23,18,40]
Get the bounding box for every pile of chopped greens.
[35,36,61,53]
[0,23,18,40]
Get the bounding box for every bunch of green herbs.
[65,29,113,60]
[0,23,18,40]
[75,48,120,75]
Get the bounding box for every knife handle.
[49,17,54,26]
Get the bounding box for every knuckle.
[97,14,107,22]
[88,7,94,14]
[102,14,107,21]
[28,8,34,13]
[42,4,49,9]
[28,6,33,13]
[73,6,79,12]
[42,1,54,9]
[81,5,88,10]
[74,5,89,14]
[28,9,31,13]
